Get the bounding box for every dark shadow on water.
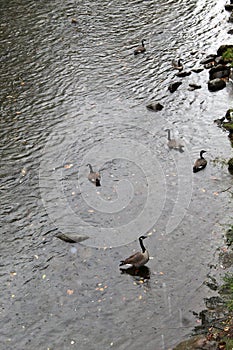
[120,266,151,280]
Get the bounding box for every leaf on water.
[42,274,46,279]
[21,168,27,176]
[213,192,219,196]
[88,209,94,213]
[10,272,17,277]
[64,163,73,169]
[201,188,206,192]
[67,289,74,295]
[138,295,143,300]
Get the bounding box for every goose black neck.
[200,151,205,159]
[141,40,145,47]
[167,129,171,141]
[87,164,93,172]
[139,237,146,253]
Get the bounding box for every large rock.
[228,158,233,174]
[208,78,226,91]
[225,4,233,11]
[209,64,230,80]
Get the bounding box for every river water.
[1,0,233,349]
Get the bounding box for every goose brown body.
[87,164,101,186]
[120,236,149,268]
[134,40,146,55]
[193,150,207,173]
[166,129,184,152]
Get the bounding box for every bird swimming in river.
[87,164,101,186]
[165,129,184,152]
[134,39,146,55]
[172,58,183,71]
[193,150,207,173]
[119,236,149,268]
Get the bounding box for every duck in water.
[165,129,184,152]
[193,150,207,173]
[134,39,146,55]
[119,236,149,268]
[87,164,101,186]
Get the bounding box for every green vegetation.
[221,47,233,64]
[220,274,233,311]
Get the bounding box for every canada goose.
[119,235,149,268]
[87,163,101,186]
[172,58,183,71]
[134,39,146,55]
[193,150,207,173]
[165,129,184,152]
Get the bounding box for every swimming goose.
[87,164,101,186]
[193,150,207,173]
[119,236,149,268]
[165,129,184,152]
[134,40,146,55]
[172,58,183,71]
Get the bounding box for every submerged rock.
[188,83,202,91]
[200,55,216,65]
[168,81,182,93]
[56,233,89,243]
[176,71,191,77]
[146,102,164,111]
[192,67,204,73]
[173,335,217,350]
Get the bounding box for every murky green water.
[1,0,233,349]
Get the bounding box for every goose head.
[139,235,147,240]
[200,150,206,158]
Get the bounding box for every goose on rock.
[193,150,207,173]
[172,58,183,71]
[165,129,184,152]
[119,236,149,268]
[87,164,101,186]
[134,40,146,55]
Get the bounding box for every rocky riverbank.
[172,3,233,349]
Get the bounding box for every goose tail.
[96,179,101,187]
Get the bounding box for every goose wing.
[120,251,144,265]
[193,158,207,172]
